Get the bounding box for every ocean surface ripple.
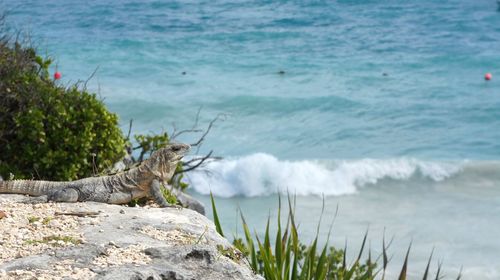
[6,0,500,160]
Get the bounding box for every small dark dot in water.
[382,72,388,76]
[278,70,285,75]
[182,71,186,75]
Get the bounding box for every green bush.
[0,40,126,180]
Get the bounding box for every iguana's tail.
[0,180,68,196]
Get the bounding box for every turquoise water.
[5,0,500,278]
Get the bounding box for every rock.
[49,219,61,227]
[0,194,48,204]
[170,188,206,215]
[0,194,262,280]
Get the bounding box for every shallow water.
[6,0,500,277]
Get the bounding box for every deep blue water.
[4,1,500,278]
[5,0,500,160]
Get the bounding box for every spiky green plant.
[210,194,463,280]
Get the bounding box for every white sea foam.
[185,153,463,197]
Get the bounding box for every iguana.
[0,143,189,207]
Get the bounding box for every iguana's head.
[144,143,190,181]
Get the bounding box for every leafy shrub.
[134,132,170,162]
[0,39,126,180]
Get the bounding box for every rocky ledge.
[0,195,263,280]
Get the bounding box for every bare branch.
[182,155,222,166]
[192,106,203,130]
[126,119,133,141]
[178,150,214,173]
[190,113,227,153]
[171,128,203,140]
[83,66,100,91]
[171,106,204,140]
[170,122,178,138]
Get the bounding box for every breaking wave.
[185,153,466,197]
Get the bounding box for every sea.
[4,0,500,278]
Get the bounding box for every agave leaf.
[342,239,347,271]
[307,238,318,279]
[326,204,339,244]
[357,228,369,262]
[434,260,443,280]
[315,242,329,280]
[345,231,369,279]
[398,242,412,280]
[291,243,299,280]
[240,211,258,271]
[288,194,299,280]
[381,229,389,280]
[283,237,292,280]
[362,244,374,279]
[456,266,463,280]
[275,195,283,279]
[316,195,325,234]
[422,248,434,280]
[264,214,272,252]
[264,215,278,277]
[210,192,224,237]
[256,234,275,280]
[304,197,323,280]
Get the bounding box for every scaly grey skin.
[0,143,190,206]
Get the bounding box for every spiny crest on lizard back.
[142,143,190,181]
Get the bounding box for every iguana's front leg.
[48,188,79,202]
[150,179,179,208]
